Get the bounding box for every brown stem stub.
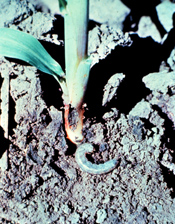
[64,104,84,144]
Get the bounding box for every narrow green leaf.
[0,28,65,82]
[58,0,67,12]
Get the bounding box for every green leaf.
[58,0,67,12]
[0,28,65,82]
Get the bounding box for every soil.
[1,0,175,223]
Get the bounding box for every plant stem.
[63,0,90,144]
[64,0,89,101]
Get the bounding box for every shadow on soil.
[85,26,175,119]
[0,126,9,159]
[121,0,167,37]
[0,75,16,158]
[155,105,175,198]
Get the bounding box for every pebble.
[96,209,107,223]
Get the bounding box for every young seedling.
[0,0,118,174]
[0,0,91,144]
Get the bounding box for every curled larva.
[75,143,118,174]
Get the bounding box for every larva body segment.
[75,143,118,174]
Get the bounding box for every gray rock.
[96,209,107,223]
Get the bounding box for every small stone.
[103,196,110,204]
[99,143,108,152]
[152,127,158,134]
[129,100,152,119]
[96,209,107,223]
[102,73,125,106]
[66,168,77,180]
[59,216,66,223]
[68,212,80,224]
[132,143,139,150]
[63,204,71,215]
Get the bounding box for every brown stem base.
[64,104,84,144]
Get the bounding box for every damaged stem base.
[64,104,84,145]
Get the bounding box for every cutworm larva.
[75,143,118,174]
